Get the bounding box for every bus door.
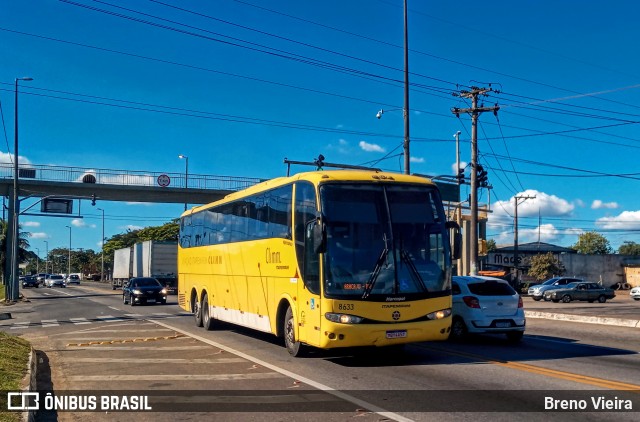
[294,182,321,347]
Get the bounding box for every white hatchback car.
[450,276,525,342]
[631,286,640,301]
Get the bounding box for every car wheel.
[160,299,167,305]
[634,298,640,301]
[562,295,572,303]
[202,294,215,331]
[597,295,607,303]
[284,306,305,357]
[506,331,524,343]
[123,294,128,305]
[543,296,551,301]
[449,317,467,341]
[130,296,136,306]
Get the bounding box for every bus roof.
[181,170,437,217]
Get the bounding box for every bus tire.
[284,307,304,357]
[194,296,203,327]
[202,294,215,331]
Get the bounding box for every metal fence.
[0,163,264,191]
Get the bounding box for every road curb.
[525,310,640,328]
[20,347,38,422]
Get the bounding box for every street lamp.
[178,154,189,211]
[97,208,105,282]
[44,240,49,274]
[5,76,33,301]
[65,225,71,278]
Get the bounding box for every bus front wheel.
[284,307,305,357]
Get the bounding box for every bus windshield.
[320,183,450,299]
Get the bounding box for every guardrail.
[0,163,263,191]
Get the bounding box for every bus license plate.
[386,330,407,339]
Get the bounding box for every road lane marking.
[95,315,120,322]
[124,313,143,318]
[70,318,91,325]
[41,319,59,328]
[10,322,30,329]
[152,319,412,422]
[419,345,640,390]
[71,357,247,363]
[67,346,212,350]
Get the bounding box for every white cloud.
[71,219,96,229]
[491,224,582,245]
[358,141,386,153]
[490,189,574,228]
[591,200,619,210]
[596,210,640,230]
[23,221,41,228]
[30,232,49,239]
[451,161,468,174]
[410,156,425,163]
[0,152,32,165]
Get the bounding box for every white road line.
[123,314,143,318]
[41,319,60,327]
[108,306,121,311]
[70,318,91,325]
[152,320,413,422]
[70,357,246,364]
[95,315,121,322]
[68,373,285,381]
[10,322,30,330]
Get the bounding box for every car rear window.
[467,281,516,296]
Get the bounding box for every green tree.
[102,221,179,269]
[527,252,564,281]
[571,231,612,255]
[0,219,32,282]
[486,239,497,253]
[619,241,640,256]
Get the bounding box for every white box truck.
[132,241,178,294]
[112,247,133,290]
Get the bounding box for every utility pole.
[452,87,499,275]
[513,195,536,286]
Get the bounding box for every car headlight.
[161,289,167,294]
[325,313,364,324]
[132,289,142,294]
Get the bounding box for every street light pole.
[44,240,49,274]
[6,76,33,301]
[178,154,189,211]
[402,0,410,175]
[36,248,40,274]
[97,208,105,282]
[65,225,71,278]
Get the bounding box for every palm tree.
[0,219,31,283]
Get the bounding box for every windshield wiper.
[400,249,428,292]
[362,234,389,299]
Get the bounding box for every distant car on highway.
[36,273,50,285]
[631,286,640,301]
[449,275,525,343]
[528,277,583,301]
[22,275,39,288]
[122,277,167,306]
[544,282,615,303]
[45,274,66,288]
[65,274,81,284]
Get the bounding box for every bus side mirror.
[446,221,462,260]
[307,219,326,254]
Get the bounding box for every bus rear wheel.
[202,294,215,330]
[284,307,305,357]
[193,296,203,327]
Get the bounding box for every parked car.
[528,277,583,301]
[630,286,640,301]
[45,274,66,288]
[449,275,525,342]
[122,277,167,306]
[543,282,615,303]
[22,275,39,288]
[65,274,81,284]
[36,273,50,285]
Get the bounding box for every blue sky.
[1,0,639,259]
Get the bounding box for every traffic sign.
[157,174,171,187]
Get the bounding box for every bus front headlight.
[325,313,364,324]
[426,308,451,320]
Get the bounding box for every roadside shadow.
[34,350,58,421]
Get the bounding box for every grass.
[0,322,31,422]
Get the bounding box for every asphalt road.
[2,281,639,422]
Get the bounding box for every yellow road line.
[420,345,640,390]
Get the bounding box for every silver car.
[528,277,582,301]
[45,274,66,288]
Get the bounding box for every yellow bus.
[177,170,460,356]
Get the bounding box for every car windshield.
[542,278,560,286]
[467,280,516,296]
[50,275,63,280]
[320,183,450,299]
